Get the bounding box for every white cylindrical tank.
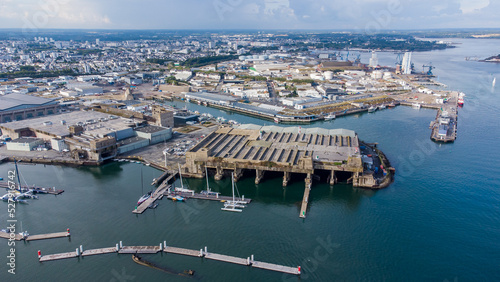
[371,70,383,79]
[324,71,334,80]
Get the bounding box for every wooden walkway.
[119,246,161,254]
[132,171,178,214]
[0,230,70,241]
[299,187,311,218]
[0,231,23,240]
[39,243,301,275]
[82,247,116,257]
[39,251,78,262]
[26,232,70,241]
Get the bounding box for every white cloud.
[459,0,489,13]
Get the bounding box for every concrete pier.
[133,170,177,214]
[255,169,264,184]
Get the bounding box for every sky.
[0,0,498,31]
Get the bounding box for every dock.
[39,242,301,276]
[0,182,64,195]
[132,171,178,214]
[430,92,458,143]
[299,186,311,218]
[82,247,117,257]
[0,229,70,241]
[39,251,78,262]
[164,191,252,204]
[0,231,23,240]
[119,246,161,254]
[26,231,70,241]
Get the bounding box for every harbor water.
[1,38,499,281]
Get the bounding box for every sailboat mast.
[14,159,21,191]
[205,166,210,193]
[231,173,235,202]
[141,167,144,195]
[178,163,184,189]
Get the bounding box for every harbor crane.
[422,63,434,76]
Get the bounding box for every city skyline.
[0,0,498,31]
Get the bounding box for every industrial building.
[0,93,59,123]
[184,124,380,188]
[6,137,45,152]
[0,111,172,162]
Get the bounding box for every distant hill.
[480,54,500,62]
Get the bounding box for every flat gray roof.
[185,92,239,103]
[0,93,56,111]
[0,111,135,138]
[135,125,169,134]
[11,137,43,143]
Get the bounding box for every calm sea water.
[1,39,499,282]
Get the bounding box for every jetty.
[0,229,71,241]
[164,190,252,204]
[132,171,178,214]
[0,182,64,195]
[430,92,459,143]
[38,241,301,276]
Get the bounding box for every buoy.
[38,250,41,259]
[298,266,301,274]
[67,228,70,236]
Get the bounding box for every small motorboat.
[172,196,185,202]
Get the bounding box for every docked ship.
[324,114,336,120]
[458,92,465,106]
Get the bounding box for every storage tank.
[324,71,334,80]
[371,70,383,79]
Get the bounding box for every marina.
[132,170,178,214]
[38,242,301,275]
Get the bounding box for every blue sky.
[0,0,498,30]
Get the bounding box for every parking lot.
[119,124,218,169]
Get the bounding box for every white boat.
[412,103,421,109]
[493,78,496,88]
[221,173,246,212]
[368,106,377,113]
[458,92,465,106]
[200,166,220,197]
[274,117,280,123]
[378,105,386,110]
[137,192,151,205]
[137,168,152,205]
[175,164,194,194]
[324,114,336,120]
